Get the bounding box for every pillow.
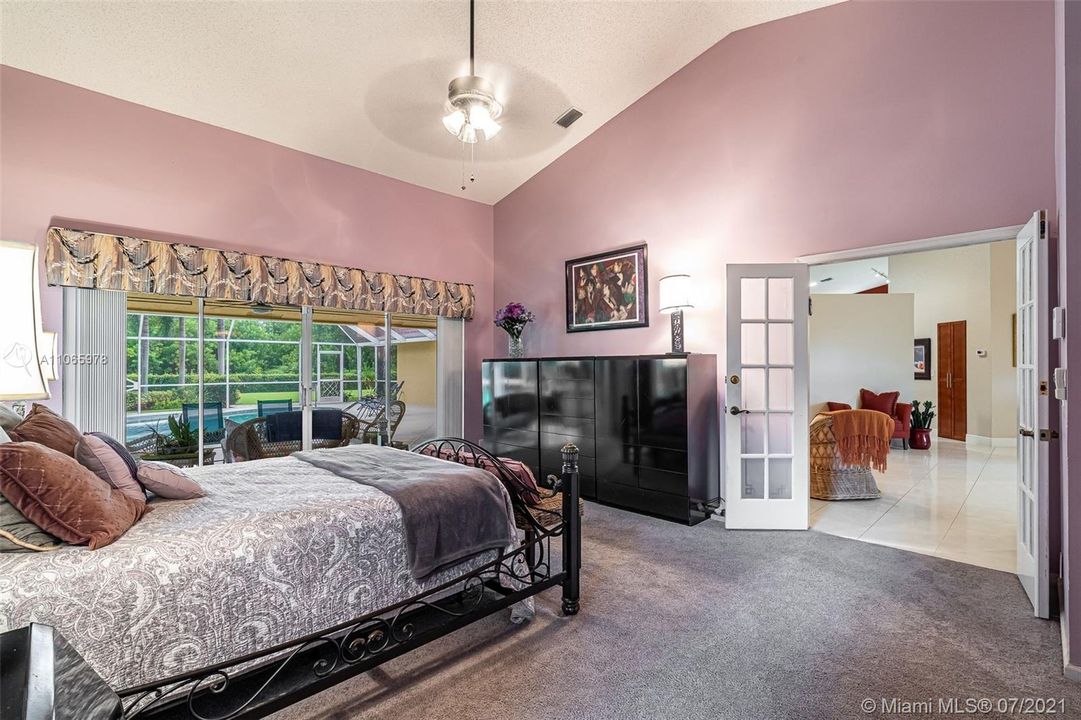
[0,442,147,549]
[420,446,543,505]
[0,404,22,432]
[75,433,145,502]
[8,403,83,457]
[826,402,852,412]
[0,497,62,552]
[859,389,899,417]
[136,461,206,500]
[0,425,10,444]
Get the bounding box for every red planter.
[909,427,932,450]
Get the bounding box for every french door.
[1015,210,1050,618]
[724,264,810,529]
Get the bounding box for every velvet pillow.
[0,497,62,552]
[0,442,148,549]
[75,433,145,502]
[826,402,852,412]
[136,461,206,500]
[860,389,899,417]
[8,403,83,457]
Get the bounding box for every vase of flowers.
[909,400,935,450]
[495,302,536,359]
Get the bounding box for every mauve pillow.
[8,404,83,457]
[826,402,852,412]
[136,461,206,500]
[0,442,148,549]
[75,433,145,502]
[859,389,899,417]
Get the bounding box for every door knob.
[730,406,749,416]
[1019,427,1035,438]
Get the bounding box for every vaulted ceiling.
[1,1,837,204]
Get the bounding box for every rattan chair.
[810,413,883,500]
[357,401,406,444]
[257,398,294,417]
[224,413,360,462]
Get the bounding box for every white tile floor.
[810,439,1017,573]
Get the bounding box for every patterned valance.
[45,227,474,320]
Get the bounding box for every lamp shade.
[0,241,49,400]
[40,331,58,381]
[659,274,693,314]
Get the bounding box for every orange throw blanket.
[824,409,892,472]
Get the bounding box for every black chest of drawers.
[482,354,719,524]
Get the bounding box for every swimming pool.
[125,409,259,443]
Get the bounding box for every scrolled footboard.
[0,437,583,720]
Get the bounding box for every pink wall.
[0,66,494,439]
[1055,0,1081,676]
[494,0,1055,360]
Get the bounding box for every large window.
[123,294,440,465]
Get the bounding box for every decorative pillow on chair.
[859,389,900,417]
[826,402,852,412]
[136,461,206,500]
[75,433,145,502]
[0,442,148,549]
[0,497,62,552]
[8,404,83,457]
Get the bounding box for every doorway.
[937,320,967,441]
[723,216,1052,618]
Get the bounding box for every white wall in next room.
[809,293,915,416]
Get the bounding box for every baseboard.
[965,434,1017,448]
[1059,577,1080,681]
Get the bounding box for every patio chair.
[359,400,407,447]
[181,402,226,444]
[223,410,359,462]
[257,398,294,417]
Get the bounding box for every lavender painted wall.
[494,0,1054,359]
[0,66,494,438]
[1054,0,1081,675]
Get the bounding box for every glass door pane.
[388,314,439,447]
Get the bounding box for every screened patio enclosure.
[123,293,443,458]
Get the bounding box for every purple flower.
[494,302,536,338]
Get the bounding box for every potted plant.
[143,416,213,466]
[909,400,935,450]
[494,302,536,359]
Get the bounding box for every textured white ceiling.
[1,0,838,204]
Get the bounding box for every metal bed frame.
[0,438,582,720]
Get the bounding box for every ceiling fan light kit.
[444,0,503,191]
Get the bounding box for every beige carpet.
[274,502,1079,720]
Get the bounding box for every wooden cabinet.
[937,320,968,441]
[483,355,719,525]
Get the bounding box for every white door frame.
[798,221,1052,617]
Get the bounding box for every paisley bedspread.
[0,453,519,690]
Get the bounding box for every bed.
[0,439,582,720]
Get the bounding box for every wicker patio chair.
[181,402,226,444]
[810,413,884,500]
[358,401,406,444]
[257,398,293,417]
[224,412,360,462]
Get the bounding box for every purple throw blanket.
[292,444,516,579]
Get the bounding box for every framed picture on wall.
[914,338,931,380]
[565,243,649,333]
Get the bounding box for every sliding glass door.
[123,294,452,465]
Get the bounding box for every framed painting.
[914,338,931,380]
[565,244,649,333]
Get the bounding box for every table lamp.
[659,274,693,355]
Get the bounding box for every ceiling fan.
[442,0,504,190]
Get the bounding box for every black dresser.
[482,355,719,524]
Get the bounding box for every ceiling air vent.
[554,107,584,129]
